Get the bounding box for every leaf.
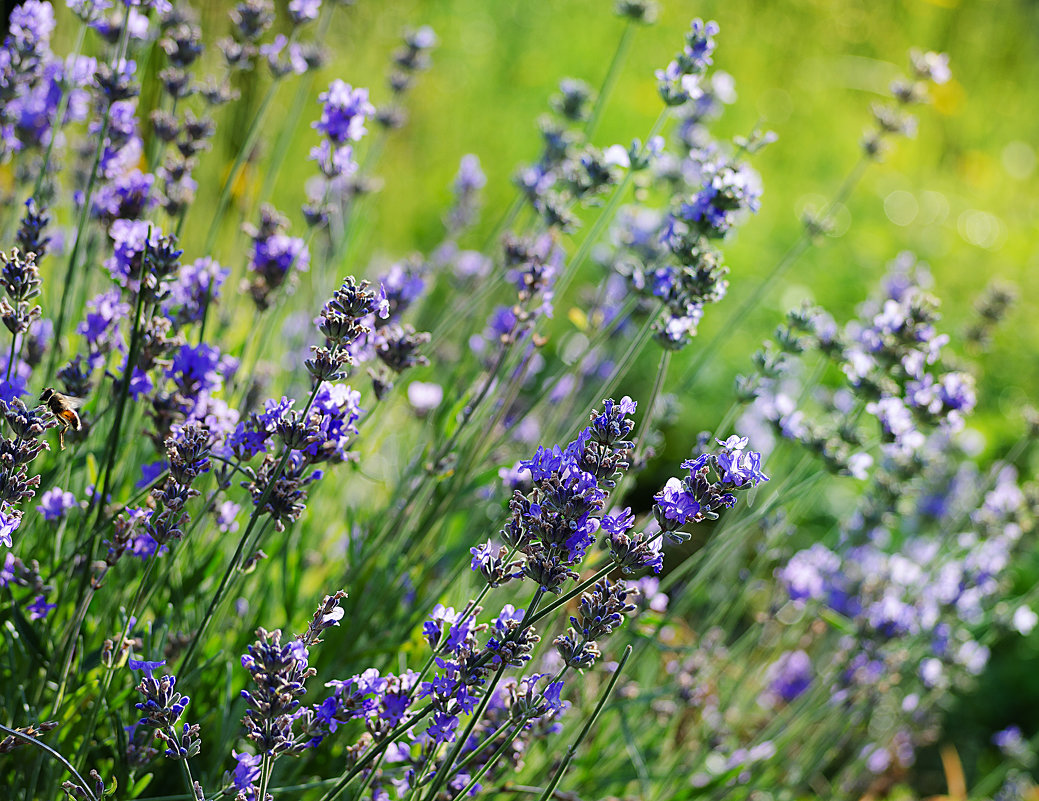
[86,452,99,488]
[820,607,855,635]
[9,600,49,664]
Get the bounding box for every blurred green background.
[50,0,1039,452]
[169,0,1039,454]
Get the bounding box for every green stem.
[49,585,95,717]
[448,662,572,801]
[74,555,158,772]
[319,707,434,801]
[257,752,273,801]
[551,304,662,443]
[419,663,509,801]
[91,284,150,544]
[368,325,518,555]
[258,5,336,208]
[420,587,545,801]
[0,724,98,801]
[351,747,386,801]
[633,348,671,460]
[425,195,525,350]
[605,346,670,503]
[405,566,514,707]
[176,754,199,801]
[585,21,634,139]
[5,332,15,382]
[445,719,517,789]
[176,450,291,678]
[177,382,321,677]
[404,743,436,801]
[535,645,633,801]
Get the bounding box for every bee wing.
[62,395,87,409]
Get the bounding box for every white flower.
[1013,605,1038,635]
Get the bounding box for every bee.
[39,388,85,450]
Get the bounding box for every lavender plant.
[0,2,1031,800]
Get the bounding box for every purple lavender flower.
[105,218,160,290]
[777,543,842,603]
[993,726,1029,760]
[447,154,486,231]
[0,352,31,401]
[497,399,639,593]
[238,596,345,761]
[426,711,459,745]
[678,162,762,239]
[253,234,309,278]
[761,650,813,707]
[36,487,76,521]
[232,750,261,800]
[26,594,56,620]
[166,257,229,323]
[314,80,375,144]
[128,657,167,678]
[92,168,155,223]
[131,659,200,760]
[407,381,442,415]
[656,19,719,105]
[288,0,321,24]
[261,34,309,77]
[166,343,230,398]
[1,553,15,586]
[245,207,311,310]
[652,435,768,539]
[653,477,700,526]
[9,1,56,49]
[603,508,664,574]
[309,139,357,179]
[136,460,167,490]
[77,289,130,354]
[910,50,951,84]
[554,579,638,669]
[423,604,476,657]
[216,500,241,533]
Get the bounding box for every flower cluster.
[656,19,718,106]
[377,25,436,129]
[471,233,561,361]
[130,658,200,761]
[738,255,976,500]
[307,276,388,382]
[234,592,345,795]
[243,205,310,310]
[774,455,1032,783]
[482,397,638,593]
[310,80,373,179]
[515,85,621,232]
[554,578,638,668]
[597,20,769,350]
[1,249,42,340]
[0,398,53,546]
[652,435,769,537]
